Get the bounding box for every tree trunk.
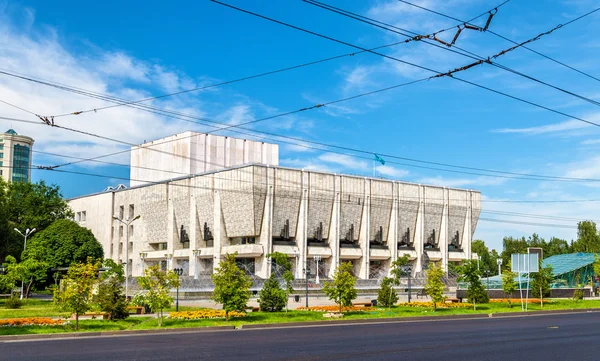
[75,313,79,331]
[339,303,342,314]
[25,278,34,300]
[540,287,543,309]
[226,310,229,321]
[473,300,476,311]
[158,309,162,327]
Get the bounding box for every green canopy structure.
[459,253,598,290]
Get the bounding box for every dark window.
[11,144,30,182]
[236,258,255,275]
[230,236,256,245]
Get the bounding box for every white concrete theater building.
[69,132,481,281]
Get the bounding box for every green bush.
[258,276,286,312]
[573,287,584,301]
[5,295,22,309]
[377,277,398,308]
[97,278,129,320]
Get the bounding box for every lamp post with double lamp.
[13,228,35,300]
[314,255,322,285]
[174,267,184,311]
[112,215,141,300]
[497,258,503,276]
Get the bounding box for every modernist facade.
[69,164,481,280]
[130,132,278,187]
[0,129,34,182]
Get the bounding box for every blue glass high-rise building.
[0,129,34,182]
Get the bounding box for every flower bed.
[396,302,473,309]
[169,310,246,320]
[296,306,375,312]
[0,317,65,327]
[490,298,550,304]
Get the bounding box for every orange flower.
[0,317,65,327]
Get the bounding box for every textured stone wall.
[398,183,420,245]
[471,192,482,237]
[170,180,191,248]
[307,173,335,240]
[370,180,393,243]
[192,175,214,243]
[253,166,267,236]
[218,167,259,238]
[448,189,468,247]
[423,187,444,245]
[138,184,169,246]
[272,168,302,238]
[340,177,364,242]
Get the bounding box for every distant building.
[0,129,34,182]
[130,132,278,187]
[70,132,481,281]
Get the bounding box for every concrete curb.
[0,326,235,342]
[238,313,489,330]
[2,308,599,341]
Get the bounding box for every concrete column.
[256,168,273,279]
[329,175,341,278]
[440,188,449,273]
[466,191,473,260]
[415,185,425,273]
[296,171,308,279]
[389,185,399,275]
[188,194,198,277]
[358,179,369,280]
[212,189,223,272]
[167,185,175,270]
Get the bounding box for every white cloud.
[375,165,409,178]
[492,120,589,134]
[415,175,506,188]
[318,153,369,169]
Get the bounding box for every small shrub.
[258,275,286,312]
[377,277,398,308]
[573,287,584,301]
[5,296,23,309]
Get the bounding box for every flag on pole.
[374,154,385,165]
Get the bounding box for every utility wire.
[396,0,600,83]
[7,112,600,184]
[210,0,600,130]
[304,0,600,109]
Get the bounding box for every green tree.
[424,262,446,311]
[378,255,410,309]
[531,264,553,308]
[211,253,252,321]
[267,252,294,312]
[501,264,518,308]
[377,276,398,308]
[137,265,180,326]
[53,259,100,330]
[97,259,128,320]
[573,221,600,253]
[0,180,73,262]
[457,259,489,310]
[24,219,103,285]
[258,276,286,312]
[322,262,357,313]
[3,255,48,299]
[472,240,498,275]
[501,236,528,272]
[545,237,571,257]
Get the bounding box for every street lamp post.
[402,265,412,303]
[113,214,140,300]
[485,270,490,292]
[497,258,503,276]
[314,255,321,285]
[174,267,184,311]
[13,228,36,300]
[303,268,309,308]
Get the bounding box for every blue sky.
[1,0,600,251]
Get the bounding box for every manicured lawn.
[0,299,598,335]
[0,299,70,319]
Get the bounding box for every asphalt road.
[3,312,600,361]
